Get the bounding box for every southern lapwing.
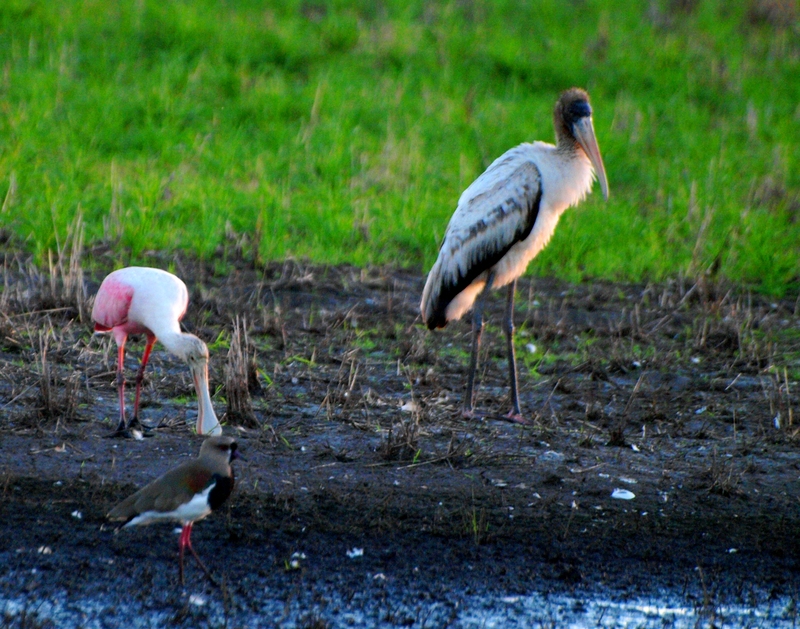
[107,436,240,584]
[421,88,608,423]
[92,266,222,437]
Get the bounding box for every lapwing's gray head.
[199,436,240,466]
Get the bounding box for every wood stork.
[420,88,609,422]
[92,266,222,437]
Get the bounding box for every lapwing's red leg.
[184,522,218,585]
[178,523,191,585]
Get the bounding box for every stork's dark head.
[559,88,592,127]
[554,88,592,141]
[554,88,609,201]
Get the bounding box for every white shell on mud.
[611,488,636,500]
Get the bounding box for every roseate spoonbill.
[92,266,222,437]
[107,436,240,584]
[421,88,609,422]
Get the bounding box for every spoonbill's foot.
[128,416,155,434]
[103,418,155,439]
[104,426,136,439]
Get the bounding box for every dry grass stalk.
[34,329,79,426]
[0,217,83,319]
[103,159,124,242]
[37,331,54,420]
[702,448,745,497]
[321,351,371,427]
[1,171,17,215]
[16,211,89,321]
[222,220,258,262]
[224,316,260,428]
[379,415,420,462]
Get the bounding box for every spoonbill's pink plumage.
[421,88,609,422]
[92,266,222,437]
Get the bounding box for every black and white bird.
[107,436,240,584]
[421,88,609,423]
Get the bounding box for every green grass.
[1,0,798,293]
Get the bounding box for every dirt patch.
[1,254,799,627]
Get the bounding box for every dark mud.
[1,257,800,627]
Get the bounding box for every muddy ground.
[1,253,800,628]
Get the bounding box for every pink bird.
[92,267,222,437]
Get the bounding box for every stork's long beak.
[191,360,222,436]
[573,116,609,201]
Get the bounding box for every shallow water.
[3,587,795,628]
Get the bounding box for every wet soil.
[1,256,800,627]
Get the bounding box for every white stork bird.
[420,87,609,423]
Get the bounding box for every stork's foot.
[462,407,532,426]
[503,410,532,426]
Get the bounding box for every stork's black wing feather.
[421,147,542,328]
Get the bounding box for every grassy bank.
[0,0,798,293]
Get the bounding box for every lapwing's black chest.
[208,473,234,512]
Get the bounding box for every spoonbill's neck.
[159,331,198,361]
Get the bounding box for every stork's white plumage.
[421,88,608,422]
[92,266,222,437]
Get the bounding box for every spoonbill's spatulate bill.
[421,88,609,423]
[92,266,222,437]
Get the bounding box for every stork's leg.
[503,280,528,424]
[463,272,495,418]
[130,335,156,432]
